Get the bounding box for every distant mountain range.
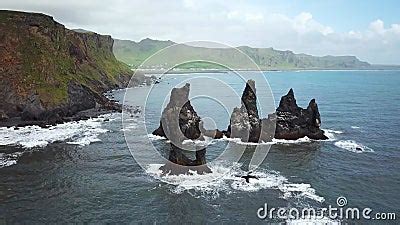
[113,38,375,70]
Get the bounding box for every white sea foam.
[121,123,138,132]
[219,129,341,146]
[182,137,214,147]
[0,152,23,168]
[272,137,312,144]
[322,129,343,140]
[147,134,167,141]
[0,114,117,149]
[220,136,272,145]
[279,183,325,203]
[287,217,340,225]
[351,126,360,129]
[121,116,141,132]
[220,136,313,145]
[334,140,373,153]
[323,129,343,134]
[148,128,340,146]
[146,162,324,202]
[66,135,102,146]
[0,114,117,167]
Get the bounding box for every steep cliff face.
[0,10,133,121]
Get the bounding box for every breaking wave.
[219,136,312,145]
[0,114,117,168]
[145,162,325,203]
[147,134,167,141]
[322,129,343,140]
[286,217,340,225]
[334,140,374,153]
[148,128,342,147]
[0,152,23,168]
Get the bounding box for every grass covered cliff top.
[0,10,132,110]
[113,38,371,70]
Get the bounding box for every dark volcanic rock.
[66,82,98,116]
[200,125,225,139]
[152,83,202,140]
[153,83,211,174]
[227,81,325,142]
[21,94,46,120]
[227,80,275,143]
[275,88,327,140]
[228,80,260,142]
[17,82,122,124]
[0,110,9,121]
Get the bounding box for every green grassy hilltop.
[113,38,371,70]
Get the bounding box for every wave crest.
[145,162,324,203]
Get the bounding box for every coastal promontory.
[0,10,144,125]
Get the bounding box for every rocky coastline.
[0,73,154,128]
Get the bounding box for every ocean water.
[0,70,399,223]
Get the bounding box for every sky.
[1,0,400,64]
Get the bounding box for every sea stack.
[227,80,275,143]
[274,88,328,140]
[152,83,211,174]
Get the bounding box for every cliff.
[0,10,134,123]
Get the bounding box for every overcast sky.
[1,0,400,64]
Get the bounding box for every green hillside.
[113,38,175,68]
[113,39,371,70]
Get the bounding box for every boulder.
[274,88,327,140]
[199,124,225,139]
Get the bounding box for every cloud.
[293,12,334,35]
[1,0,400,64]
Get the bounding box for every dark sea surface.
[0,70,399,224]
